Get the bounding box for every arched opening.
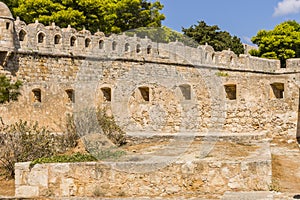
[99,40,104,49]
[147,45,152,54]
[70,36,76,47]
[112,41,117,51]
[37,32,45,43]
[125,43,130,52]
[230,56,234,64]
[54,34,61,44]
[19,30,26,42]
[136,44,141,54]
[85,38,91,48]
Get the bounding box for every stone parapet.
[15,140,271,198]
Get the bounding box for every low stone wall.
[15,154,271,198]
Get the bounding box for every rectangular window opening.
[271,83,284,99]
[139,87,150,102]
[32,89,41,103]
[66,89,75,103]
[179,84,191,100]
[101,87,111,102]
[224,84,237,100]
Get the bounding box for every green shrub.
[30,153,97,168]
[96,108,126,146]
[215,71,229,77]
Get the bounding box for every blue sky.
[157,0,300,44]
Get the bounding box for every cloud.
[273,0,300,16]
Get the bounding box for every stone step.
[126,131,269,145]
[222,191,274,200]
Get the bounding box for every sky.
[156,0,300,44]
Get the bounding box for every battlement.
[12,18,285,73]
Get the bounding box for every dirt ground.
[270,136,300,193]
[0,171,14,196]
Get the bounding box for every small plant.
[65,113,79,147]
[0,75,22,104]
[269,179,280,192]
[96,108,126,146]
[91,148,126,160]
[30,153,97,168]
[93,187,104,197]
[215,71,229,77]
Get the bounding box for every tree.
[125,26,198,47]
[3,0,165,35]
[182,21,245,55]
[0,75,22,104]
[250,20,300,67]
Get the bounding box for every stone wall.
[0,7,300,136]
[0,50,299,136]
[220,72,299,136]
[15,152,271,198]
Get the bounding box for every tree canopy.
[2,0,165,35]
[182,21,245,55]
[0,75,22,104]
[125,26,198,47]
[250,20,300,67]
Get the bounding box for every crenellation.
[0,10,297,75]
[6,16,290,74]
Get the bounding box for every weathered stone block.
[28,164,48,187]
[15,185,39,197]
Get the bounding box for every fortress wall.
[0,48,298,136]
[0,18,299,136]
